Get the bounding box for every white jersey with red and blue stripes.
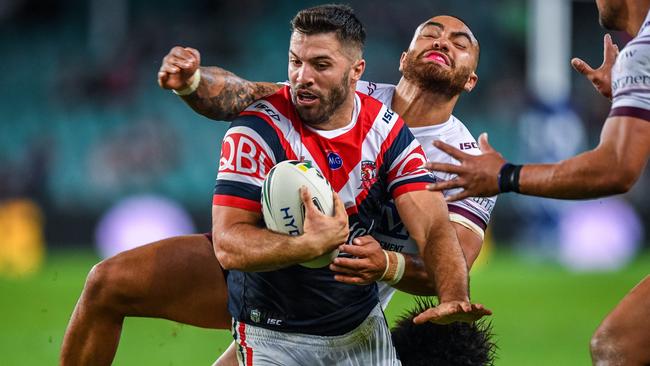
[213,85,435,336]
[610,8,650,121]
[355,80,497,307]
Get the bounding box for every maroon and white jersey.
[610,9,650,121]
[356,81,497,307]
[213,86,435,335]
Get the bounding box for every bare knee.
[590,321,629,366]
[80,257,132,313]
[590,325,614,365]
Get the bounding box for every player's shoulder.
[236,86,293,127]
[356,80,396,104]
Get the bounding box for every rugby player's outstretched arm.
[394,190,469,302]
[427,116,650,200]
[158,46,281,121]
[516,116,650,198]
[212,188,348,272]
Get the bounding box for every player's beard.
[292,71,350,126]
[401,49,472,99]
[597,0,626,31]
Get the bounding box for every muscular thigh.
[108,234,230,329]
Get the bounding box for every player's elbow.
[602,168,638,195]
[212,232,239,270]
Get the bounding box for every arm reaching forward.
[395,189,491,324]
[158,46,281,121]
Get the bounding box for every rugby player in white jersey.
[424,0,650,364]
[61,12,493,366]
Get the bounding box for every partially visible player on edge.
[60,10,494,366]
[423,0,650,364]
[210,4,486,365]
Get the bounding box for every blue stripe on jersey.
[382,124,416,168]
[230,114,289,163]
[214,180,261,202]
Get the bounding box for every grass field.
[1,248,648,365]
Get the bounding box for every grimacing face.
[400,16,479,98]
[288,31,360,126]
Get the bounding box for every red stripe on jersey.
[345,206,358,215]
[213,194,262,212]
[386,145,429,184]
[265,89,384,193]
[239,110,299,161]
[392,182,430,198]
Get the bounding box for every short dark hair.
[391,297,497,366]
[290,4,366,57]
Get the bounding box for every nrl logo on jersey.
[250,309,261,323]
[358,161,377,190]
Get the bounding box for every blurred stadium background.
[1,0,648,364]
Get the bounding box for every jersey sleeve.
[382,117,436,199]
[447,196,496,239]
[213,115,288,212]
[609,42,650,121]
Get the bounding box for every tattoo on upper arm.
[183,67,281,121]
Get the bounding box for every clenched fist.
[158,46,201,91]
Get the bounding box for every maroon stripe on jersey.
[448,204,487,230]
[239,110,299,161]
[213,194,262,212]
[609,106,650,122]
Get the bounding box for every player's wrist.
[379,250,405,285]
[173,69,201,96]
[497,162,523,193]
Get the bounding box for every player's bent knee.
[590,321,626,364]
[81,258,132,312]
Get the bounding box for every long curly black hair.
[391,297,497,366]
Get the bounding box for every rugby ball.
[261,160,338,268]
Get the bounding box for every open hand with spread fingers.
[571,33,618,100]
[413,300,492,325]
[425,133,505,201]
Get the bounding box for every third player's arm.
[428,116,650,200]
[183,67,281,121]
[517,116,650,198]
[395,189,469,302]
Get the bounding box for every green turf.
[0,249,648,365]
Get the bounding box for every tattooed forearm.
[181,66,281,121]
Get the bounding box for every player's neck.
[392,77,459,128]
[628,3,650,36]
